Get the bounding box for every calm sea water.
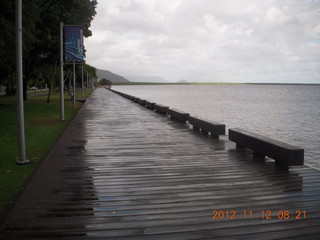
[113,84,320,170]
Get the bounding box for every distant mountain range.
[126,75,168,83]
[96,68,130,83]
[96,68,172,84]
[178,80,189,83]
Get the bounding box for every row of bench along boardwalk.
[1,88,319,239]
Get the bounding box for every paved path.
[1,88,320,239]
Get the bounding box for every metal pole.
[81,63,84,98]
[86,71,89,95]
[15,0,29,165]
[73,62,76,108]
[60,22,65,120]
[92,77,94,90]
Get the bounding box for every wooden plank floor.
[1,88,320,239]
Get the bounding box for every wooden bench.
[189,116,225,139]
[167,108,189,122]
[229,128,304,169]
[154,104,169,114]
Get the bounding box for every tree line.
[0,0,98,100]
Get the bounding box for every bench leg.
[193,126,200,131]
[210,133,219,139]
[275,161,289,171]
[236,143,245,149]
[201,129,209,135]
[253,151,265,160]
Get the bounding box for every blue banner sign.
[64,26,84,62]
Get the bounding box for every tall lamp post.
[60,22,65,120]
[16,0,29,165]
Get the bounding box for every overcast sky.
[84,0,320,83]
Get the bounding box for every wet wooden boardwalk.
[1,88,320,239]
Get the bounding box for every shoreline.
[112,82,320,86]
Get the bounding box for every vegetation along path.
[0,93,84,211]
[0,88,320,239]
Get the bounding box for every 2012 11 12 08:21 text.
[211,210,307,220]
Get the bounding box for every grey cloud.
[85,0,320,83]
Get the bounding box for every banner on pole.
[64,26,84,62]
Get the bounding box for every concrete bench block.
[138,99,146,106]
[145,101,156,109]
[154,104,169,114]
[167,108,189,122]
[229,128,304,169]
[189,116,225,139]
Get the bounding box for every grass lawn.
[0,91,90,211]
